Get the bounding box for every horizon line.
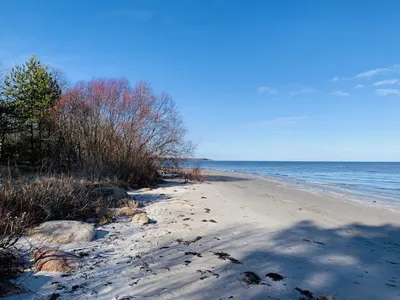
[194,159,400,163]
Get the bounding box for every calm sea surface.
[185,161,400,202]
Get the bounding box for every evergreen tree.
[1,55,61,164]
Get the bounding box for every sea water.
[185,161,400,202]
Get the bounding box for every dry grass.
[0,175,112,240]
[181,167,205,182]
[0,173,129,295]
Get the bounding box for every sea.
[184,161,400,203]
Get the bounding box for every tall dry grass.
[181,167,205,182]
[0,174,124,241]
[0,173,122,296]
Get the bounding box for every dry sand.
[8,170,400,300]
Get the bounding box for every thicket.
[0,55,193,295]
[0,55,192,183]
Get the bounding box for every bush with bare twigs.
[180,167,205,182]
[53,79,193,185]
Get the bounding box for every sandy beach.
[9,170,400,300]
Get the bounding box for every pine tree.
[1,55,61,164]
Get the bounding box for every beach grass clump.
[181,167,205,182]
[0,175,112,233]
[0,174,121,294]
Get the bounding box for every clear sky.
[1,0,400,161]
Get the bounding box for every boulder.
[132,213,150,225]
[33,247,80,272]
[90,186,128,202]
[29,220,95,244]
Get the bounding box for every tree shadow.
[5,271,53,300]
[119,221,400,299]
[203,175,250,182]
[94,230,109,240]
[10,220,400,299]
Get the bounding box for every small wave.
[378,187,400,191]
[335,183,358,187]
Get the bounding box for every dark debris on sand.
[295,287,336,300]
[295,287,314,300]
[177,236,202,246]
[197,269,220,279]
[185,252,202,257]
[214,252,243,264]
[202,219,218,223]
[265,272,285,281]
[240,271,264,285]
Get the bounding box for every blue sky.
[1,0,400,161]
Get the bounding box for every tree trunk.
[30,123,34,166]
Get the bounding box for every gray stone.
[131,213,151,225]
[29,220,95,244]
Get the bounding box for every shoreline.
[7,170,400,300]
[202,168,400,211]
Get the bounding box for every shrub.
[54,79,193,185]
[181,167,204,182]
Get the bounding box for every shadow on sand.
[18,219,398,299]
[203,175,251,182]
[129,220,400,299]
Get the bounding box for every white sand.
[7,170,400,300]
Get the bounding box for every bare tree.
[54,78,193,184]
[48,67,70,93]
